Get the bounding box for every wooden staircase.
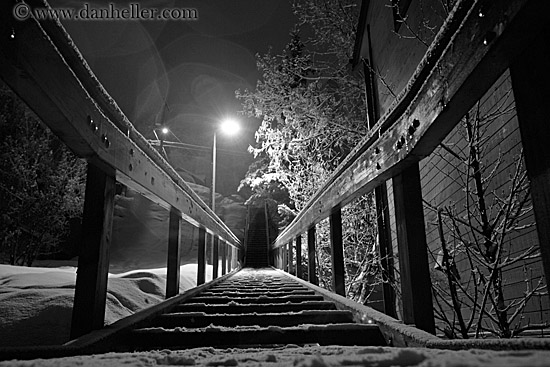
[117,268,386,350]
[244,206,270,268]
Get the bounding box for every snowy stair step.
[207,286,309,293]
[174,300,338,314]
[199,290,315,297]
[185,294,324,304]
[153,309,355,328]
[126,323,386,349]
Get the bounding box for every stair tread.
[175,301,338,314]
[124,323,386,348]
[153,310,355,327]
[115,268,387,350]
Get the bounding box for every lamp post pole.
[211,131,217,212]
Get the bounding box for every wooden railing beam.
[0,1,241,249]
[273,0,550,249]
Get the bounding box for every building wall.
[357,0,548,335]
[419,70,548,335]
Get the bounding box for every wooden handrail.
[273,0,548,249]
[0,0,240,248]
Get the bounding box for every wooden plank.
[393,163,435,334]
[330,208,346,296]
[510,27,550,290]
[212,235,219,280]
[70,163,115,339]
[307,226,318,286]
[375,184,397,317]
[197,227,206,286]
[273,0,549,248]
[296,235,303,279]
[227,245,233,272]
[283,244,288,272]
[166,207,181,298]
[221,241,227,276]
[0,0,240,249]
[288,240,294,274]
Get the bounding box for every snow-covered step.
[185,294,324,304]
[153,309,355,328]
[174,300,338,314]
[208,285,308,292]
[199,290,315,298]
[112,268,388,351]
[126,323,386,349]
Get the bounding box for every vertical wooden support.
[296,235,303,279]
[283,244,288,272]
[212,235,219,280]
[307,226,318,285]
[221,241,227,275]
[288,240,294,274]
[197,227,206,286]
[166,207,181,298]
[330,208,346,296]
[392,162,435,334]
[375,184,397,317]
[70,163,115,339]
[227,245,233,272]
[510,29,550,286]
[364,25,397,317]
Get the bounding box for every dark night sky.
[50,0,297,195]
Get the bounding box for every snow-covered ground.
[0,264,207,347]
[2,265,550,366]
[2,345,550,366]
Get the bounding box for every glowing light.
[219,118,240,136]
[161,127,169,135]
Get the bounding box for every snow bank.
[0,264,204,347]
[2,345,550,366]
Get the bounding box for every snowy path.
[119,268,385,350]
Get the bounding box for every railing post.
[166,207,181,298]
[212,235,219,279]
[70,163,115,339]
[510,29,550,289]
[392,163,435,334]
[283,244,288,272]
[330,208,346,296]
[296,235,302,279]
[197,227,206,286]
[228,245,233,272]
[221,241,227,275]
[307,226,318,285]
[288,240,294,275]
[375,183,397,317]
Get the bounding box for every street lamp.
[212,118,240,212]
[153,126,170,158]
